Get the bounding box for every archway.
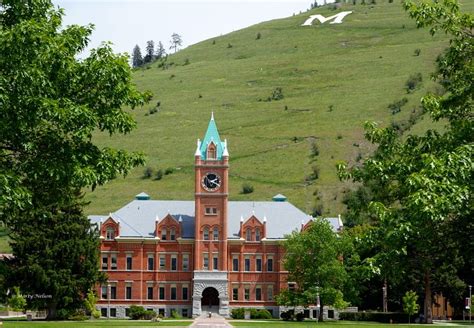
[201,287,219,311]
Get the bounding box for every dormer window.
[207,142,217,160]
[246,229,252,241]
[106,227,115,240]
[161,227,167,240]
[255,228,261,241]
[170,227,176,241]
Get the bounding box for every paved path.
[191,313,233,328]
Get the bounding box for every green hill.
[84,1,474,218]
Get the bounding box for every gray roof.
[89,199,342,239]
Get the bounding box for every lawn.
[230,320,473,327]
[1,320,191,328]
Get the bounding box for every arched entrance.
[201,287,219,312]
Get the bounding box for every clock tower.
[192,113,230,316]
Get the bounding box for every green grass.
[230,320,472,327]
[82,1,474,218]
[1,320,191,328]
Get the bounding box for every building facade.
[90,115,342,318]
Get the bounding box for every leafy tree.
[281,218,347,321]
[169,32,182,53]
[0,0,151,318]
[403,290,419,323]
[132,44,143,68]
[155,41,166,59]
[144,40,154,64]
[338,0,473,323]
[84,289,99,318]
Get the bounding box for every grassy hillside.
[84,1,474,217]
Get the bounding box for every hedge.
[339,311,409,323]
[231,308,272,319]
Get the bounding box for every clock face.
[202,172,221,191]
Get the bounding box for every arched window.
[161,227,167,240]
[255,228,261,241]
[203,227,209,241]
[170,227,176,241]
[106,227,115,240]
[213,227,219,240]
[207,142,216,160]
[246,228,252,241]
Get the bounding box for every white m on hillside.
[302,11,353,25]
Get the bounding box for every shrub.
[144,310,157,320]
[164,167,175,175]
[212,40,216,45]
[155,169,164,180]
[270,87,284,101]
[405,73,422,93]
[256,32,261,40]
[170,310,182,319]
[254,309,272,319]
[91,310,100,319]
[310,141,320,157]
[7,287,26,312]
[129,305,147,320]
[143,167,153,179]
[241,183,254,194]
[69,309,88,321]
[227,43,233,48]
[184,58,190,65]
[339,311,409,323]
[231,308,245,319]
[414,48,421,56]
[296,312,305,321]
[387,97,408,115]
[337,134,343,140]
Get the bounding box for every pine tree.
[169,33,183,53]
[132,44,143,68]
[144,40,154,64]
[155,41,166,59]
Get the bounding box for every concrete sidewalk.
[191,313,233,328]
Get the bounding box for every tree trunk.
[424,271,433,324]
[319,301,324,322]
[47,302,57,320]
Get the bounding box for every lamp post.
[315,286,320,322]
[469,285,472,324]
[107,283,111,319]
[382,284,388,312]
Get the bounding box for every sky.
[54,0,313,57]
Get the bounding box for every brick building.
[89,115,342,318]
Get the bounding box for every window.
[101,308,107,317]
[147,255,154,271]
[159,255,166,270]
[244,287,250,301]
[110,285,116,299]
[246,229,252,241]
[110,308,116,317]
[111,254,117,270]
[213,227,219,240]
[106,227,115,240]
[203,227,209,240]
[207,143,216,160]
[159,286,165,300]
[255,228,261,241]
[170,227,176,240]
[205,207,217,215]
[101,255,108,270]
[126,285,132,300]
[244,257,250,272]
[267,286,274,301]
[158,308,165,317]
[213,255,218,271]
[101,286,107,299]
[182,309,188,318]
[182,254,189,271]
[147,286,153,300]
[171,255,177,271]
[171,286,177,300]
[126,254,132,270]
[256,257,262,272]
[256,287,262,301]
[161,227,167,240]
[203,254,209,270]
[267,257,273,272]
[125,308,130,317]
[182,286,188,300]
[232,287,238,301]
[232,257,239,271]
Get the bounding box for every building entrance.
[201,287,219,312]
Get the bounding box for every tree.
[155,41,166,59]
[0,0,152,318]
[338,0,473,323]
[7,286,26,312]
[132,44,143,68]
[403,290,420,323]
[280,218,347,321]
[169,33,182,53]
[144,40,154,64]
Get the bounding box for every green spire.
[199,113,227,160]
